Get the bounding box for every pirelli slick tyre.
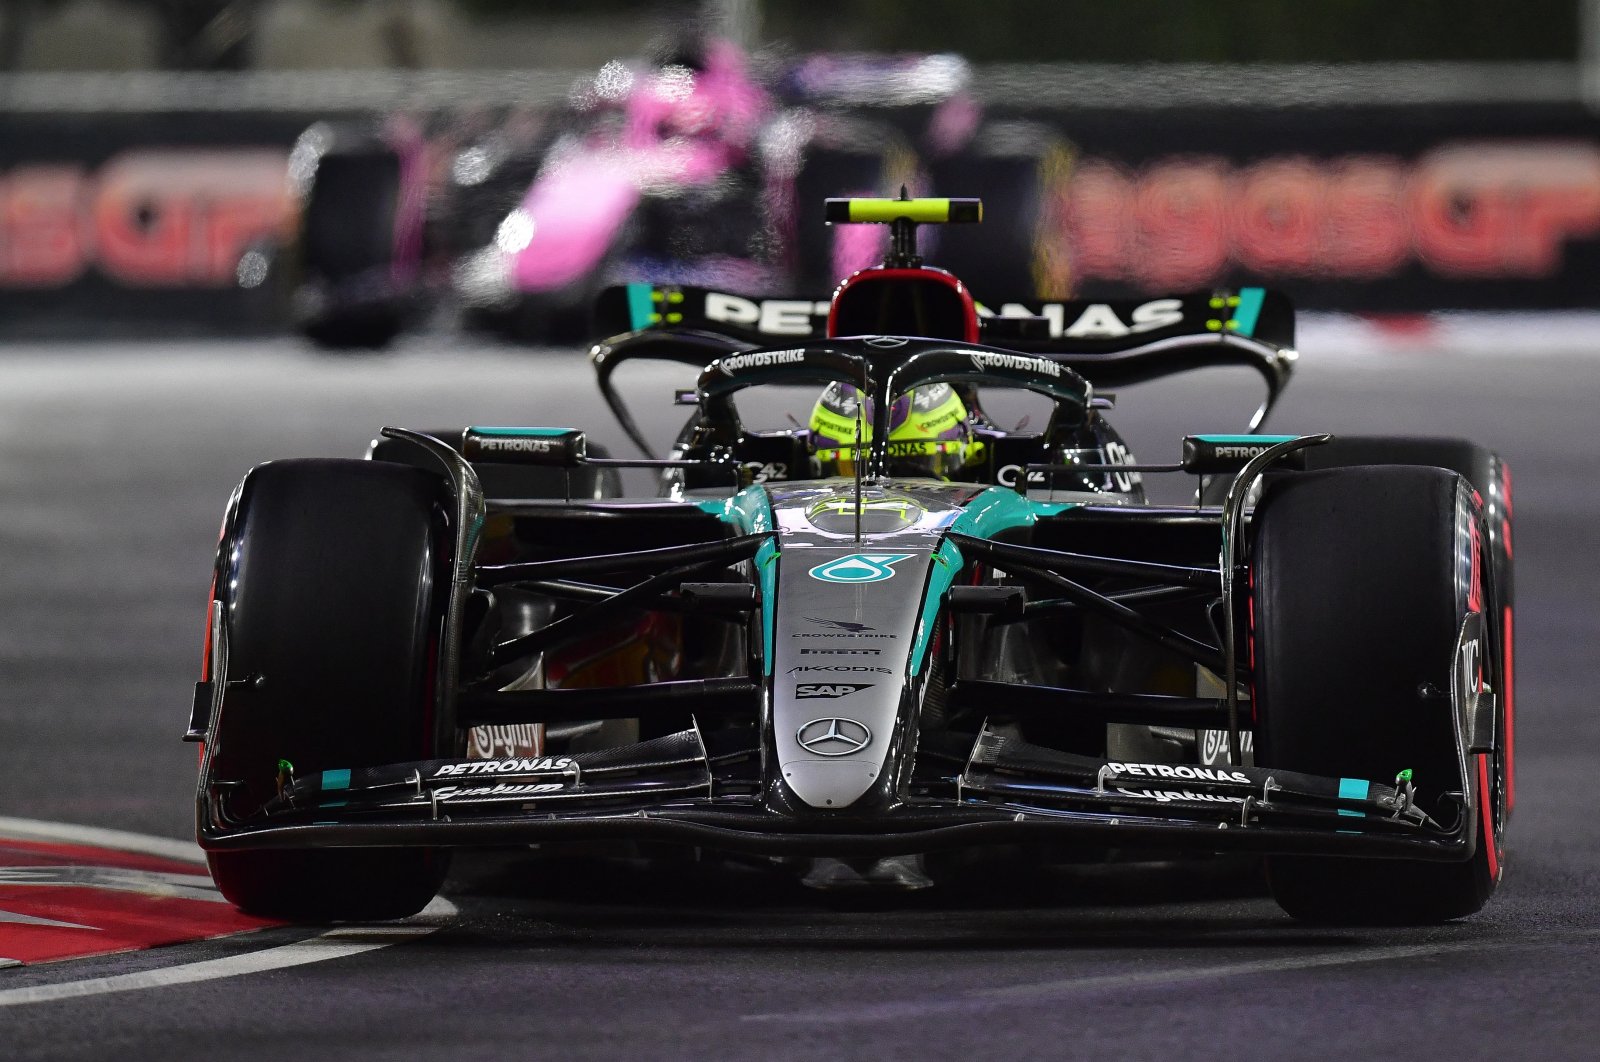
[1252,465,1505,924]
[203,459,451,921]
[297,142,406,349]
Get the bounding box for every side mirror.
[463,427,586,467]
[1180,434,1305,475]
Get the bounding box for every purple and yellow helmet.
[808,381,983,479]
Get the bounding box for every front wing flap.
[952,727,1438,832]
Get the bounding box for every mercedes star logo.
[796,717,873,756]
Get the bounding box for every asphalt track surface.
[1,335,1597,1060]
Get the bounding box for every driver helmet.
[809,381,983,479]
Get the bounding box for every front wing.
[199,725,1478,863]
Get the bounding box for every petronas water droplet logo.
[808,553,915,584]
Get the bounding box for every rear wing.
[593,283,1294,354]
[591,284,1298,449]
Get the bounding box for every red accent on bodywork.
[1504,605,1515,812]
[1477,754,1499,880]
[196,573,218,771]
[199,574,216,682]
[826,266,979,343]
[1467,516,1484,614]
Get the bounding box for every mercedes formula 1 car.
[188,196,1514,925]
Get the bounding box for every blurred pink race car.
[287,39,1065,347]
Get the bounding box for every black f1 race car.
[188,196,1514,925]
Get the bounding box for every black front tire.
[208,849,447,923]
[203,459,452,920]
[296,138,408,350]
[1252,465,1503,924]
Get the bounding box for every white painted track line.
[0,897,457,1007]
[0,818,459,996]
[0,817,203,865]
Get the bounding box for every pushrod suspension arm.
[513,579,755,618]
[948,533,1229,588]
[1019,565,1230,675]
[478,533,768,586]
[486,548,768,667]
[1013,584,1214,619]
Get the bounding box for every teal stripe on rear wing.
[976,288,1294,353]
